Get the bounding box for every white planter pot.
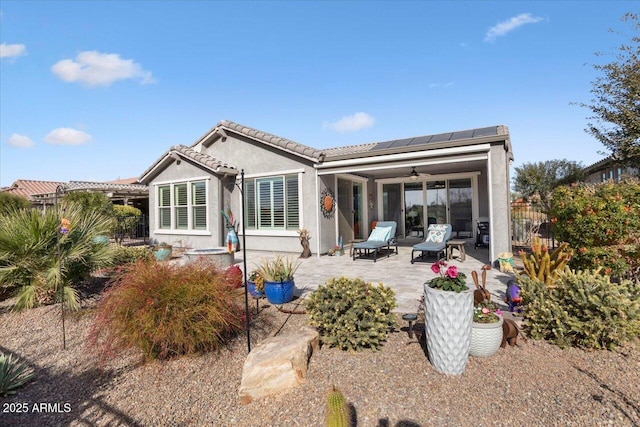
[469,316,504,358]
[423,284,473,375]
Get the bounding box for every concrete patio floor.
[234,237,519,314]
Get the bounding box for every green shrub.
[0,192,31,215]
[0,351,34,396]
[550,179,640,279]
[0,202,115,310]
[112,246,153,266]
[519,269,640,350]
[305,277,397,352]
[88,260,245,361]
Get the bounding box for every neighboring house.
[1,178,148,217]
[140,120,514,263]
[583,157,638,184]
[0,179,64,204]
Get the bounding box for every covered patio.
[236,239,516,314]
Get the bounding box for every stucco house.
[583,156,638,184]
[140,120,513,263]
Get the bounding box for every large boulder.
[239,326,319,404]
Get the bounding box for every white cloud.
[0,43,26,59]
[8,133,34,148]
[51,51,156,86]
[484,13,543,43]
[44,128,92,145]
[323,112,375,133]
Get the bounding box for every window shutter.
[285,175,299,229]
[174,184,188,229]
[273,179,284,228]
[258,180,272,228]
[245,180,256,229]
[158,186,171,229]
[192,182,207,230]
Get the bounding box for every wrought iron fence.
[511,203,555,250]
[113,214,149,246]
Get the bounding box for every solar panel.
[472,127,498,137]
[428,132,453,143]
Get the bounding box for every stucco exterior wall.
[148,159,221,249]
[316,174,337,255]
[488,143,512,263]
[201,134,318,254]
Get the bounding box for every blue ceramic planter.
[153,246,172,261]
[264,279,295,304]
[247,280,264,298]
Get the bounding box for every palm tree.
[0,202,115,311]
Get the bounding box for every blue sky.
[1,1,637,187]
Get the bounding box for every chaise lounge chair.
[352,221,398,262]
[410,224,452,264]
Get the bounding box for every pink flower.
[482,307,490,314]
[445,265,458,279]
[431,263,440,275]
[495,309,503,316]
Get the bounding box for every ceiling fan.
[405,167,430,181]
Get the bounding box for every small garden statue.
[504,279,523,313]
[298,229,312,258]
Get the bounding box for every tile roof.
[215,120,326,162]
[66,181,148,192]
[172,144,237,172]
[139,145,237,183]
[105,177,141,185]
[0,180,64,200]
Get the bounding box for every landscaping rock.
[238,326,319,404]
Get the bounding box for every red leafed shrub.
[87,260,245,361]
[224,265,243,289]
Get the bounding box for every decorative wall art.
[320,188,336,218]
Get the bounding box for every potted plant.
[469,301,504,357]
[246,270,265,298]
[423,260,473,375]
[256,255,300,304]
[152,241,173,261]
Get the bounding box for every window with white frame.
[157,180,208,230]
[244,174,299,230]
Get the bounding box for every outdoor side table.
[446,239,467,262]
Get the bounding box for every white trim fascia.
[154,230,212,236]
[334,175,339,247]
[315,170,321,258]
[244,168,306,179]
[487,150,495,263]
[153,176,212,186]
[297,172,304,231]
[317,154,487,176]
[375,171,481,185]
[316,144,491,170]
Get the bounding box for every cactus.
[326,386,350,427]
[520,236,573,287]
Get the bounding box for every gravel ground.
[1,292,639,427]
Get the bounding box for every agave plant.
[0,201,115,310]
[0,352,34,396]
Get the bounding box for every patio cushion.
[369,226,391,242]
[425,225,448,243]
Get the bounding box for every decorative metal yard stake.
[235,170,251,353]
[55,184,68,350]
